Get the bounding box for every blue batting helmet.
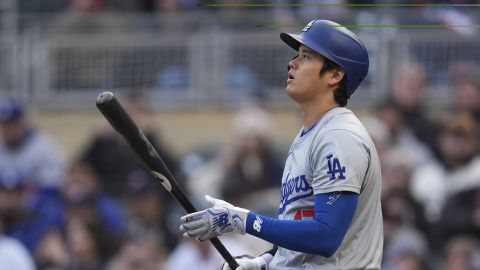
[280,19,369,98]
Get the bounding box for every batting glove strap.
[225,206,249,234]
[205,195,249,235]
[203,205,249,236]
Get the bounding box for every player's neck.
[299,100,338,131]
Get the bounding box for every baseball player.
[180,19,383,270]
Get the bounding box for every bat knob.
[96,91,115,105]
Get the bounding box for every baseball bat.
[96,91,239,269]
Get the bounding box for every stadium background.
[0,1,479,270]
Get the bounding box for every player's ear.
[327,69,345,86]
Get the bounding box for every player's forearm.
[246,214,341,256]
[245,193,358,257]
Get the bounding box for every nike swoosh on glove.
[179,195,250,241]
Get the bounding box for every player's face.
[286,45,327,103]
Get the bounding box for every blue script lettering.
[278,173,313,214]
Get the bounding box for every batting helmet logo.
[302,20,316,32]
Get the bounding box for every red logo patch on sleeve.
[293,210,314,220]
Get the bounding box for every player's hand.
[179,195,250,241]
[221,253,273,270]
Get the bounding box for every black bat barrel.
[96,91,239,269]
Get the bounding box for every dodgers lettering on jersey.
[270,107,383,270]
[279,173,312,215]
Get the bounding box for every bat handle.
[173,192,238,268]
[211,238,239,269]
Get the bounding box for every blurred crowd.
[0,0,478,269]
[1,59,480,270]
[15,0,479,27]
[370,61,480,270]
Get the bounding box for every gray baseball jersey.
[270,107,383,270]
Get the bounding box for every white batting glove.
[179,195,250,241]
[221,254,273,270]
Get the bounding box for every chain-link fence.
[1,11,479,110]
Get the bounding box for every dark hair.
[319,58,348,107]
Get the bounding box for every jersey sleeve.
[309,129,370,195]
